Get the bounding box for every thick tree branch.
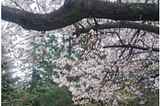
[103,44,159,52]
[73,21,159,35]
[2,0,158,31]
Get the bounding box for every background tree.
[1,45,24,106]
[25,33,75,106]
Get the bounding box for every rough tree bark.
[1,0,159,32]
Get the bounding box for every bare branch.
[103,44,159,52]
[10,0,25,11]
[73,21,159,35]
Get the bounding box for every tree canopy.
[1,0,159,105]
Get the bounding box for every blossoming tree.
[2,0,159,105]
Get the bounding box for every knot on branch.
[64,0,75,7]
[64,0,75,4]
[64,0,98,10]
[86,0,98,9]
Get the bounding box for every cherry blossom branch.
[73,21,159,35]
[103,44,159,52]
